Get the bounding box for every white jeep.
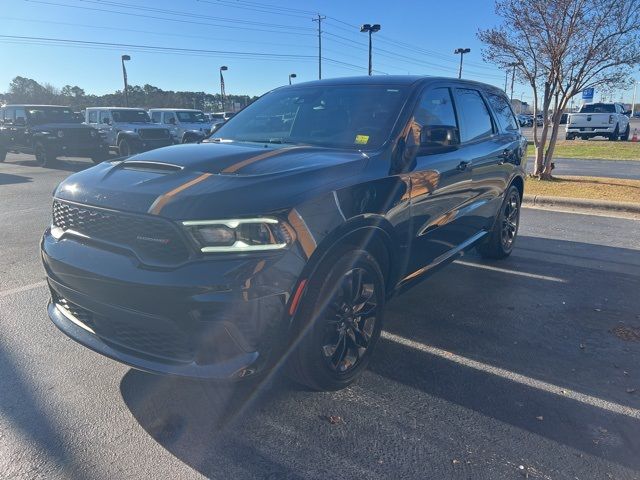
[148,109,213,144]
[85,107,173,156]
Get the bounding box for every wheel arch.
[509,174,525,200]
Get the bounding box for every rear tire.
[608,125,619,141]
[288,248,385,391]
[621,124,630,141]
[477,185,521,260]
[565,134,575,140]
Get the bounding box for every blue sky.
[0,0,637,103]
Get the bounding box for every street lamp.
[220,65,228,111]
[288,73,297,85]
[121,54,130,107]
[360,23,381,76]
[507,62,520,102]
[454,48,470,79]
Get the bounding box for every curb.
[523,195,640,214]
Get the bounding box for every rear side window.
[4,107,14,124]
[87,110,98,123]
[99,111,111,124]
[163,112,176,124]
[414,87,458,128]
[454,88,493,142]
[487,93,519,131]
[151,112,162,123]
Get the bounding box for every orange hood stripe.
[148,173,213,215]
[221,146,304,174]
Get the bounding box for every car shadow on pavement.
[120,235,640,477]
[0,172,32,185]
[6,157,97,173]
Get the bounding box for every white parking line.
[454,260,566,283]
[0,281,48,298]
[381,331,640,420]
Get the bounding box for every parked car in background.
[566,102,630,140]
[42,76,526,391]
[0,104,108,166]
[85,107,173,156]
[149,108,213,144]
[517,114,532,127]
[207,111,236,126]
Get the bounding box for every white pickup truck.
[566,102,631,141]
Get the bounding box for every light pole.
[632,80,638,117]
[121,54,130,107]
[507,62,519,102]
[288,73,297,85]
[219,65,228,111]
[360,23,381,76]
[520,92,525,114]
[454,48,470,79]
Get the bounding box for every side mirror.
[14,117,26,126]
[420,125,460,151]
[625,110,633,116]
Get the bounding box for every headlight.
[57,130,65,138]
[182,218,292,252]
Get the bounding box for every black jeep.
[0,105,109,166]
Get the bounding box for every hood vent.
[119,161,184,173]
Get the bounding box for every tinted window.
[415,88,457,128]
[14,108,26,125]
[487,93,518,131]
[163,112,176,124]
[151,111,162,123]
[215,85,408,149]
[580,103,615,113]
[5,107,14,124]
[111,109,150,123]
[88,110,98,123]
[27,106,80,124]
[99,110,111,124]
[454,88,493,142]
[176,111,207,123]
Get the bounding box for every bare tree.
[479,0,640,179]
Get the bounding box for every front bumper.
[48,139,108,157]
[41,228,304,379]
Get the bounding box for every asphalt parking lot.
[1,153,640,479]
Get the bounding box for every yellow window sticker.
[355,134,369,145]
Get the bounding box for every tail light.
[609,115,614,124]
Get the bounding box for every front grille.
[52,200,190,265]
[138,128,169,140]
[54,293,192,362]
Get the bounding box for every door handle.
[457,160,471,171]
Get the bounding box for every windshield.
[27,107,82,124]
[214,85,408,149]
[111,109,151,123]
[176,111,208,123]
[580,103,615,113]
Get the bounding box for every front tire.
[477,185,521,259]
[90,150,109,163]
[288,248,385,391]
[118,138,132,156]
[34,142,54,167]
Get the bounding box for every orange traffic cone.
[632,128,638,142]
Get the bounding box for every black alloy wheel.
[288,249,385,391]
[321,267,378,374]
[477,185,521,259]
[501,189,520,251]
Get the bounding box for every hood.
[54,142,369,219]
